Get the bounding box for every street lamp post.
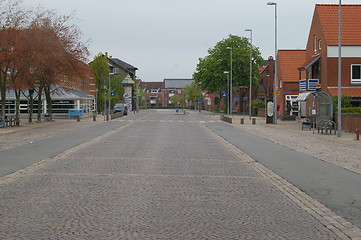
[245,29,253,119]
[268,2,278,124]
[108,73,113,121]
[103,85,107,121]
[224,71,230,115]
[227,47,233,117]
[337,0,342,137]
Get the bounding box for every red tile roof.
[298,54,321,70]
[259,66,266,74]
[328,87,361,97]
[316,4,361,45]
[278,50,306,82]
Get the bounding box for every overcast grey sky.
[21,0,361,82]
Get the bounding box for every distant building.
[139,79,193,107]
[105,52,138,111]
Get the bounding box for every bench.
[68,109,83,119]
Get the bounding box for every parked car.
[113,103,128,115]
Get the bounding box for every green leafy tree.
[109,75,124,106]
[193,35,263,105]
[170,94,186,106]
[184,82,202,109]
[184,82,202,102]
[90,53,109,113]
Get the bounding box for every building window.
[314,35,317,54]
[318,39,322,50]
[351,64,361,84]
[113,68,119,74]
[214,97,219,106]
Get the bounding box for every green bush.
[251,99,265,116]
[342,107,361,114]
[332,95,351,113]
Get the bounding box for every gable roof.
[109,57,138,72]
[316,4,361,45]
[278,50,306,82]
[164,79,193,89]
[139,81,164,91]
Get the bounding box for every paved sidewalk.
[0,114,108,151]
[205,112,361,175]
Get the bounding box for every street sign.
[110,92,116,96]
[221,92,227,97]
[200,98,204,102]
[234,98,240,101]
[243,97,248,101]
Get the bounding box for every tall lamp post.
[268,2,278,124]
[337,0,342,137]
[224,71,230,115]
[108,72,114,121]
[245,29,253,119]
[227,47,233,116]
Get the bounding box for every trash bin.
[44,113,51,121]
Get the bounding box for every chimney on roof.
[105,52,108,57]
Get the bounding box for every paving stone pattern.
[0,111,346,239]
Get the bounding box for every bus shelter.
[296,90,333,126]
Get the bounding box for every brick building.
[297,4,361,106]
[276,50,306,117]
[139,79,193,108]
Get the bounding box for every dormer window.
[113,68,119,74]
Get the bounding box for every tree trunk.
[15,89,20,119]
[0,73,6,119]
[44,85,52,120]
[28,94,33,123]
[37,87,43,122]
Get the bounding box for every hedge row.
[341,107,361,114]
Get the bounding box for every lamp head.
[267,2,276,5]
[245,29,252,32]
[223,71,229,74]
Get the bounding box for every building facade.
[298,4,361,106]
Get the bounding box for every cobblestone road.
[0,110,356,239]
